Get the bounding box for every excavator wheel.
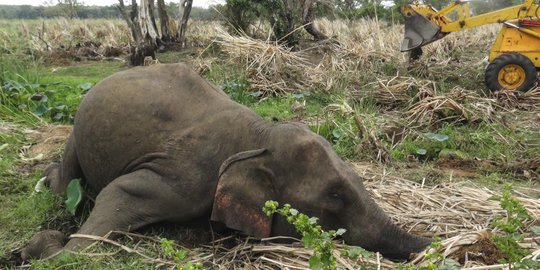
[485,53,537,92]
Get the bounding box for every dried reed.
[215,29,311,95]
[494,88,540,110]
[406,87,498,126]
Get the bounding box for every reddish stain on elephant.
[212,184,271,238]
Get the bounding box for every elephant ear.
[211,149,276,238]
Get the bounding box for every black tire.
[485,53,537,92]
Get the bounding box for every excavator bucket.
[400,9,442,52]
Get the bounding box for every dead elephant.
[22,64,430,261]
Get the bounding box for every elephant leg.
[23,169,197,260]
[45,133,83,196]
[21,230,67,260]
[65,169,193,250]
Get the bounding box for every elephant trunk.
[366,214,431,260]
[346,192,431,260]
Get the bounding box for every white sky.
[0,0,225,8]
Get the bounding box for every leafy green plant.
[398,238,460,270]
[489,184,539,268]
[340,246,375,270]
[341,246,372,260]
[0,78,87,122]
[263,201,346,270]
[65,178,84,215]
[311,111,358,158]
[160,238,203,270]
[413,132,450,160]
[221,81,254,105]
[420,238,460,270]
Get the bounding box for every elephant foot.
[21,230,67,261]
[42,163,62,194]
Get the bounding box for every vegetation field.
[1,16,539,269]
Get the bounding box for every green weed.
[398,238,460,270]
[160,238,203,270]
[0,78,80,122]
[263,201,347,270]
[391,132,451,161]
[489,184,539,268]
[29,247,158,270]
[391,122,538,163]
[0,62,124,124]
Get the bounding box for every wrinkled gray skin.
[22,64,430,261]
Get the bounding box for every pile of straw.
[374,76,416,107]
[406,87,498,126]
[214,29,310,95]
[494,88,540,111]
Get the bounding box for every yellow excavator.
[401,0,540,92]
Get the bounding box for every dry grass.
[406,87,496,126]
[494,88,540,111]
[1,19,130,63]
[215,29,311,95]
[186,21,222,48]
[373,76,418,107]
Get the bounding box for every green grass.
[391,122,539,163]
[40,62,126,84]
[0,117,63,257]
[27,247,161,270]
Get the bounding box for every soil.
[435,155,481,178]
[452,237,505,265]
[9,125,72,178]
[24,125,71,162]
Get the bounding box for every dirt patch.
[435,155,480,178]
[503,156,540,179]
[14,124,71,176]
[23,125,72,162]
[453,236,505,265]
[436,150,540,180]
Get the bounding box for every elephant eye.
[326,192,344,208]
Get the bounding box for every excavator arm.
[401,0,540,52]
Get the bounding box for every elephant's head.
[211,122,430,260]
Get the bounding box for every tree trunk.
[130,39,156,66]
[139,0,160,46]
[117,0,143,43]
[268,0,297,45]
[148,0,159,38]
[178,0,193,48]
[117,0,157,66]
[157,0,173,41]
[302,0,327,41]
